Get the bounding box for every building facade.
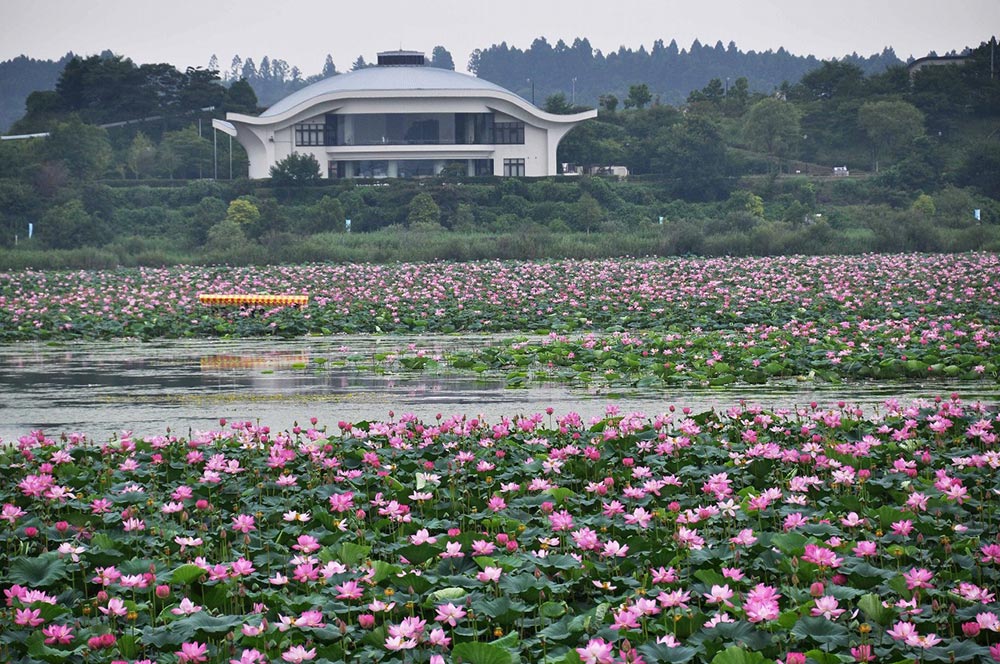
[226,51,596,179]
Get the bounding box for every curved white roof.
[261,67,515,118]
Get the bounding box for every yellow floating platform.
[199,293,309,307]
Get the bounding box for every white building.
[226,51,596,179]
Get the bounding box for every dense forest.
[468,37,905,107]
[0,36,997,268]
[2,37,911,132]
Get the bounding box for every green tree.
[407,192,441,229]
[572,192,604,232]
[598,94,619,113]
[126,131,157,179]
[225,198,261,226]
[544,93,574,114]
[429,46,455,70]
[557,120,627,167]
[321,55,337,78]
[857,100,925,172]
[43,116,112,180]
[224,79,258,114]
[955,141,1000,198]
[795,61,864,101]
[37,199,105,248]
[743,97,801,172]
[204,217,248,252]
[724,77,750,116]
[911,193,936,217]
[624,83,652,110]
[309,195,346,233]
[651,115,731,200]
[269,153,321,184]
[159,125,213,179]
[728,190,765,218]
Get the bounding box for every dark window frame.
[494,121,525,145]
[503,158,525,177]
[295,123,326,147]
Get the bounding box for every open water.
[1,335,997,443]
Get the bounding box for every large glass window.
[347,114,452,145]
[351,160,389,178]
[503,158,525,177]
[303,114,526,147]
[295,123,325,146]
[396,160,437,178]
[474,159,495,176]
[494,121,525,144]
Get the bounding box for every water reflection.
[1,337,997,442]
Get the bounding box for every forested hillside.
[469,38,904,106]
[0,52,74,132]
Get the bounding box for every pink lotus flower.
[99,597,127,617]
[434,602,467,626]
[14,607,44,626]
[42,623,74,645]
[577,638,615,664]
[292,534,320,553]
[704,584,735,607]
[476,566,502,583]
[903,567,934,590]
[171,597,203,615]
[850,644,874,662]
[231,649,266,664]
[409,528,437,545]
[177,641,208,664]
[230,514,256,533]
[810,596,845,620]
[887,620,918,641]
[905,632,942,648]
[891,519,913,536]
[801,543,842,569]
[281,645,317,663]
[335,579,363,600]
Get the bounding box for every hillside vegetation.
[0,38,997,268]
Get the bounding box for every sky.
[4,0,999,76]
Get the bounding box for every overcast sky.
[4,0,998,75]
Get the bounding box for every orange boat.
[199,294,308,307]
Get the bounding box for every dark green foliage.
[651,115,732,201]
[955,141,1000,198]
[407,192,442,229]
[469,37,901,108]
[429,46,455,70]
[159,126,213,179]
[624,83,652,109]
[43,116,113,179]
[268,153,321,184]
[223,79,258,114]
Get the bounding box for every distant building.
[226,50,596,179]
[907,54,972,77]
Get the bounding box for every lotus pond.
[2,337,997,444]
[2,398,1000,664]
[2,253,1000,663]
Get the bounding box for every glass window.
[397,160,437,178]
[503,158,525,177]
[295,123,325,146]
[351,160,389,178]
[494,121,525,144]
